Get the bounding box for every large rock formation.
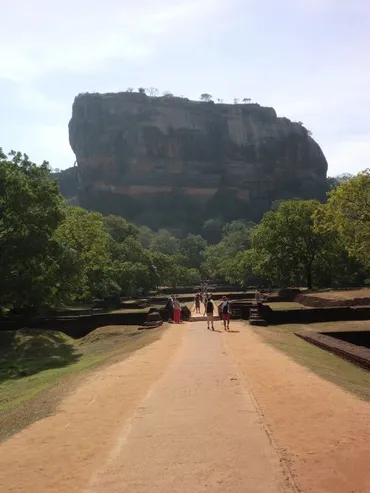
[68,92,328,232]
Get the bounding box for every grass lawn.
[110,304,165,314]
[109,307,150,314]
[253,321,370,402]
[0,325,165,440]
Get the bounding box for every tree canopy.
[318,170,370,269]
[0,149,66,309]
[0,147,368,312]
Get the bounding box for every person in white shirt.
[220,296,231,331]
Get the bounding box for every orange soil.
[0,321,369,492]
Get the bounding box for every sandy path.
[0,321,293,493]
[86,322,293,493]
[0,326,185,493]
[226,322,370,493]
[2,318,368,493]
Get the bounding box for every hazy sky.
[1,0,369,176]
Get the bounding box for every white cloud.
[0,0,232,81]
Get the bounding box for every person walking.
[220,296,231,331]
[194,292,201,314]
[206,296,215,330]
[203,292,209,316]
[165,295,174,323]
[173,296,181,324]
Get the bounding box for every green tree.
[149,251,176,287]
[54,207,112,299]
[137,225,155,249]
[319,170,370,269]
[0,149,66,309]
[150,229,179,255]
[172,266,201,287]
[250,200,331,288]
[202,218,224,244]
[113,262,152,296]
[221,220,255,255]
[224,250,262,288]
[326,173,353,192]
[201,220,255,282]
[179,234,207,269]
[103,215,138,243]
[202,243,229,282]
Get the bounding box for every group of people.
[164,295,182,323]
[194,292,231,331]
[164,289,231,331]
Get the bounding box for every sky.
[1,0,369,176]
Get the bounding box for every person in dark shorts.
[206,296,215,330]
[203,292,209,316]
[220,296,231,331]
[194,292,201,314]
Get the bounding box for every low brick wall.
[0,312,149,339]
[3,304,369,339]
[261,306,370,325]
[295,330,370,370]
[225,303,370,325]
[295,294,370,307]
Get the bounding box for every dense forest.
[1,148,369,313]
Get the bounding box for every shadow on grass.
[0,329,81,383]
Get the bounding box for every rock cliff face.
[69,92,328,231]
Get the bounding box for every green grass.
[253,322,370,402]
[0,330,104,414]
[110,307,150,314]
[110,304,165,314]
[0,353,103,414]
[0,326,164,417]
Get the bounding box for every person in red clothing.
[173,297,181,324]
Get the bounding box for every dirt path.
[0,322,294,493]
[0,325,185,493]
[86,323,294,493]
[1,320,369,492]
[226,322,370,493]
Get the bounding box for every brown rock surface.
[68,93,328,228]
